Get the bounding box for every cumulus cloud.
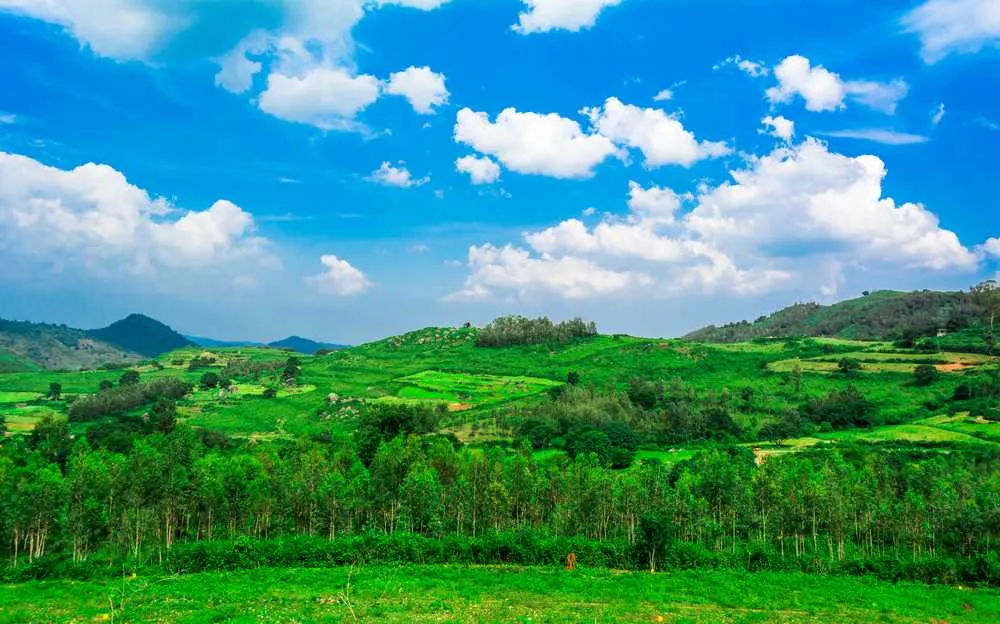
[0,151,270,284]
[455,155,501,185]
[980,238,1000,259]
[447,139,978,303]
[583,97,730,168]
[210,0,453,130]
[821,129,930,145]
[903,0,1000,62]
[312,254,371,296]
[445,243,650,301]
[366,161,430,187]
[0,0,179,60]
[512,0,622,34]
[454,107,620,178]
[761,115,795,142]
[385,66,449,114]
[767,55,909,114]
[258,66,382,130]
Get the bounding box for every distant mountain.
[89,314,193,357]
[185,336,264,349]
[186,334,347,354]
[685,290,981,343]
[267,336,347,354]
[0,318,143,370]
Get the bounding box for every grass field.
[2,565,997,623]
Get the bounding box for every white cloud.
[0,151,270,283]
[456,155,501,185]
[715,55,769,77]
[454,107,620,179]
[822,129,931,145]
[212,0,454,129]
[844,79,910,114]
[767,55,908,114]
[0,113,16,125]
[447,139,978,302]
[258,66,382,130]
[367,161,430,187]
[627,181,682,226]
[583,97,730,168]
[214,30,268,94]
[312,254,371,296]
[932,103,947,125]
[652,89,673,102]
[761,115,795,142]
[979,238,1000,259]
[385,66,449,114]
[446,243,650,301]
[513,0,622,34]
[582,207,597,217]
[0,0,179,60]
[903,0,1000,62]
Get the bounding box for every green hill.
[0,318,143,371]
[89,313,193,357]
[685,289,982,343]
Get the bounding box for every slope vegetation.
[686,289,981,342]
[0,318,143,370]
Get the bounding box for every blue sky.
[0,0,997,343]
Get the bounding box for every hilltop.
[89,313,193,357]
[685,289,981,343]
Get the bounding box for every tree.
[913,364,939,387]
[837,358,862,375]
[99,380,114,393]
[150,398,177,434]
[48,382,62,400]
[262,388,278,399]
[0,413,7,437]
[972,280,1000,354]
[119,370,140,386]
[566,370,581,386]
[283,357,302,383]
[200,372,220,389]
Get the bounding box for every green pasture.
[2,565,997,624]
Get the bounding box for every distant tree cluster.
[68,377,193,422]
[476,316,597,348]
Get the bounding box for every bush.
[913,364,939,387]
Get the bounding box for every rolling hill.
[685,289,982,342]
[89,313,193,357]
[0,318,143,370]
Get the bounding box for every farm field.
[2,565,997,624]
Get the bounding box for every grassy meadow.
[3,565,998,624]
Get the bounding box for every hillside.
[686,289,982,342]
[89,313,193,357]
[0,318,143,371]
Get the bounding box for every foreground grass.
[2,565,997,623]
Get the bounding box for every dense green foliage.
[687,290,981,343]
[67,377,192,423]
[89,313,193,357]
[476,315,598,347]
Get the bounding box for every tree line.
[476,316,598,347]
[2,419,999,583]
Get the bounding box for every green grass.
[1,405,61,433]
[0,390,43,403]
[2,565,996,623]
[815,424,993,445]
